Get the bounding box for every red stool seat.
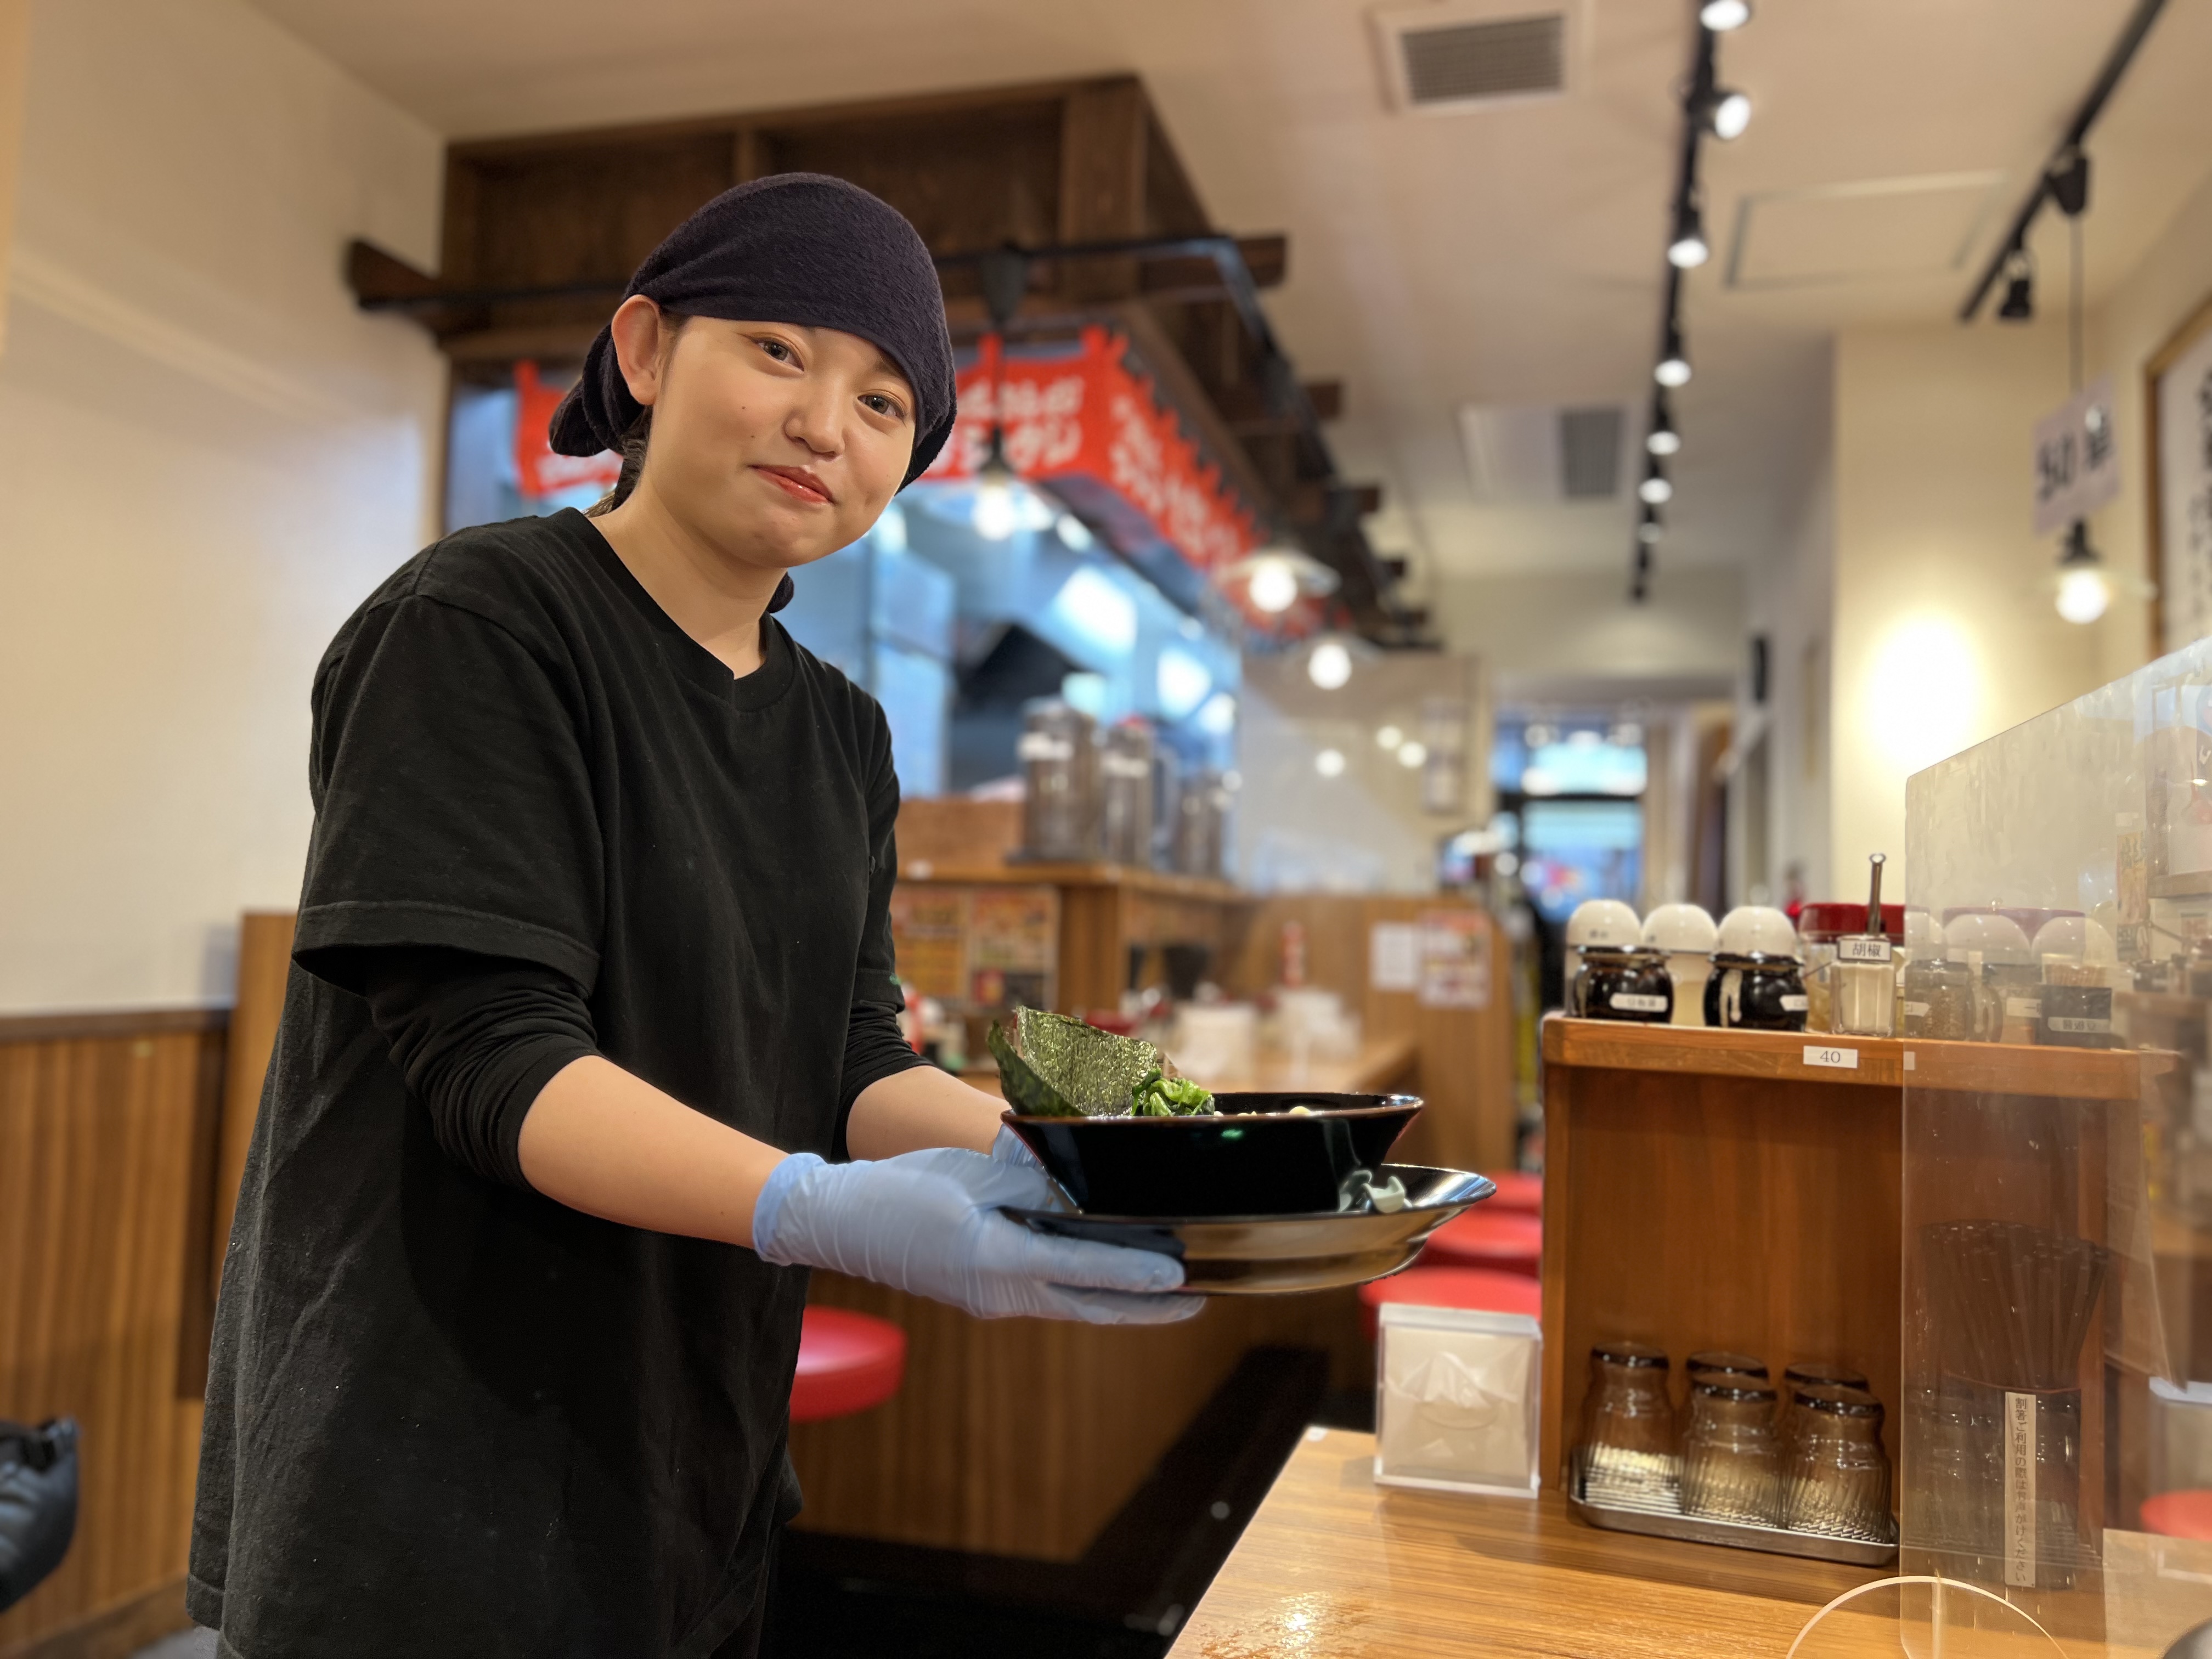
[2143,1490,2212,1539]
[790,1306,906,1424]
[1423,1209,1543,1276]
[1360,1266,1542,1338]
[1482,1171,1542,1215]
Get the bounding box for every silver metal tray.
[1567,1455,1898,1567]
[1006,1164,1493,1294]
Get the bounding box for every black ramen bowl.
[1002,1091,1422,1217]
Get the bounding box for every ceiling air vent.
[1373,1,1579,113]
[1458,402,1626,503]
[1559,407,1623,499]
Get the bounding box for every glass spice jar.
[1901,953,1974,1040]
[1685,1350,1770,1385]
[1578,1342,1676,1498]
[1680,1376,1783,1526]
[1705,952,1808,1032]
[1780,1383,1891,1541]
[1579,946,1673,1023]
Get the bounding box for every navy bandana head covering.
[550,172,957,489]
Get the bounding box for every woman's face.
[611,299,917,574]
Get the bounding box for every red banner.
[514,363,623,500]
[924,326,1262,577]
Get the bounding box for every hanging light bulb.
[1700,0,1751,29]
[1646,392,1680,456]
[1638,462,1673,506]
[1708,88,1752,140]
[2055,521,2111,624]
[1224,544,1338,617]
[1655,319,1691,388]
[972,428,1018,541]
[1307,638,1353,690]
[1247,560,1301,614]
[1638,506,1663,545]
[1667,199,1710,269]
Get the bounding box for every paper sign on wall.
[1370,923,1421,992]
[2032,376,2118,537]
[1418,910,1492,1011]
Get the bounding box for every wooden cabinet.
[1537,1016,2171,1494]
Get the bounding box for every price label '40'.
[1803,1045,1859,1070]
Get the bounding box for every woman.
[190,175,1193,1659]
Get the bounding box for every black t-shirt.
[190,509,923,1657]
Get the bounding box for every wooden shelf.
[1542,1015,2173,1101]
[897,858,1246,902]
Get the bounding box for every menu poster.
[1370,922,1421,992]
[1417,909,1492,1011]
[967,885,1059,1012]
[2154,297,2212,653]
[888,888,967,1001]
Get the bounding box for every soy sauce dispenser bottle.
[1830,855,1896,1038]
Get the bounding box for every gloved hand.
[990,1122,1043,1171]
[753,1147,1198,1324]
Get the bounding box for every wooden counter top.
[1171,1427,1882,1658]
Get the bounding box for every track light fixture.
[1633,0,1750,597]
[1708,88,1752,140]
[1667,198,1711,268]
[1997,249,2034,322]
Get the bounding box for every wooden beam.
[1289,480,1383,522]
[1217,378,1342,433]
[1058,78,1147,303]
[346,238,440,304]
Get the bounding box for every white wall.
[1829,320,2105,906]
[1739,343,1836,901]
[0,0,444,1012]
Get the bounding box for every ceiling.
[245,0,2212,587]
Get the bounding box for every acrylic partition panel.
[1897,637,2212,1657]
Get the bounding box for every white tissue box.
[1374,1301,1542,1498]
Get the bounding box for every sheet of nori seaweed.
[1015,1008,1164,1114]
[988,1021,1081,1116]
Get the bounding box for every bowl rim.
[1001,1092,1423,1127]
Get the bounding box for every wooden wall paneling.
[789,1276,1365,1559]
[0,1027,222,1655]
[212,913,294,1277]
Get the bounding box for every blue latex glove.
[753,1147,1198,1324]
[990,1122,1043,1171]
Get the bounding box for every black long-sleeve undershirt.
[308,944,926,1189]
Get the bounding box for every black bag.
[0,1418,77,1613]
